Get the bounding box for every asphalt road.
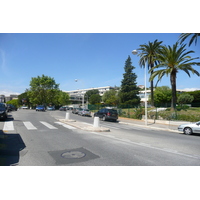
[1,109,200,166]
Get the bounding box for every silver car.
[78,109,91,116]
[178,121,200,135]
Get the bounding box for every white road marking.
[3,121,14,131]
[54,122,77,130]
[40,121,58,129]
[23,121,37,130]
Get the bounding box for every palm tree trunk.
[170,72,177,111]
[150,64,154,107]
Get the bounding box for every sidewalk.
[118,117,188,132]
[59,117,187,133]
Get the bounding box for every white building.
[65,86,115,105]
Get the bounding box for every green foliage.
[150,42,200,110]
[6,99,19,108]
[138,39,163,106]
[151,86,172,106]
[89,94,101,104]
[18,90,30,106]
[84,89,101,104]
[118,107,144,119]
[187,90,200,106]
[119,56,140,106]
[102,90,119,105]
[57,91,70,105]
[179,33,200,46]
[28,74,60,105]
[177,93,194,106]
[84,89,99,99]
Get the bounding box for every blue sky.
[0,33,200,95]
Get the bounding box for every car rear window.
[108,109,118,114]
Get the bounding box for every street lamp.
[132,49,148,126]
[74,79,85,108]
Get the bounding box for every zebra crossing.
[1,121,76,131]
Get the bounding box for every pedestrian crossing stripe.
[3,121,14,131]
[54,122,77,130]
[40,121,58,129]
[23,121,37,130]
[2,121,76,131]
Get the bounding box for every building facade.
[65,86,115,105]
[0,94,18,103]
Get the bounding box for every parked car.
[78,109,91,116]
[178,121,200,135]
[94,108,118,122]
[72,108,81,114]
[21,106,28,109]
[7,104,17,112]
[36,105,45,111]
[59,106,67,111]
[47,106,55,111]
[0,103,8,120]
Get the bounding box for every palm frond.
[179,33,200,46]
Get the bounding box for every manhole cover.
[48,147,100,165]
[61,151,86,159]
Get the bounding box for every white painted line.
[55,122,77,130]
[3,121,14,131]
[40,121,58,129]
[23,121,37,130]
[62,124,77,130]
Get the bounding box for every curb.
[59,119,110,132]
[119,121,179,133]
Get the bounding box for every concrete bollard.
[93,116,100,128]
[65,112,70,120]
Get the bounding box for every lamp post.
[75,79,84,108]
[132,49,148,126]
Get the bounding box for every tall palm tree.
[179,33,200,46]
[138,39,163,107]
[150,42,200,110]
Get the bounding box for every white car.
[178,121,200,135]
[21,106,28,109]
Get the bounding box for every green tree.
[84,89,99,100]
[84,89,101,104]
[28,74,60,105]
[150,42,200,110]
[57,91,70,106]
[138,39,163,107]
[89,94,101,104]
[179,33,200,46]
[177,93,194,106]
[102,89,119,105]
[6,99,19,108]
[18,89,30,107]
[150,86,172,106]
[119,56,140,106]
[187,90,200,106]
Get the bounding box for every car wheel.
[102,116,106,121]
[184,127,193,135]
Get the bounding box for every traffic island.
[59,119,110,132]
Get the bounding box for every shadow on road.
[0,130,26,166]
